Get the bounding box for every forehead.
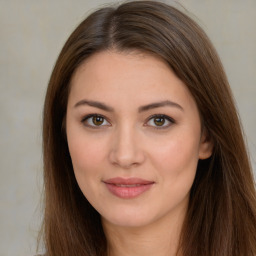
[68,50,196,111]
[72,50,170,84]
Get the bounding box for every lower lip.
[104,183,154,199]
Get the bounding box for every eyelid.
[81,113,111,128]
[145,114,175,129]
[80,113,175,129]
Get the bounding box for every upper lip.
[103,177,154,185]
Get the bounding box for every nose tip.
[109,131,145,169]
[109,150,143,169]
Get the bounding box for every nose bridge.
[109,122,144,168]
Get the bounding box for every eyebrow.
[74,99,183,112]
[74,99,114,112]
[138,100,184,112]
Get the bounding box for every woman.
[40,1,256,255]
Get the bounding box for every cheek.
[149,132,200,208]
[66,128,109,195]
[68,136,106,175]
[150,131,200,177]
[67,136,108,204]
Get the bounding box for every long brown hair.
[41,1,256,255]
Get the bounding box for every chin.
[100,207,158,228]
[104,216,152,228]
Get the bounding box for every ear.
[198,128,214,160]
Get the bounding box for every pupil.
[154,117,165,126]
[93,116,103,125]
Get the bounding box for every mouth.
[103,177,155,199]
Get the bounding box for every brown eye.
[153,117,165,126]
[92,116,104,126]
[146,115,174,129]
[82,114,110,127]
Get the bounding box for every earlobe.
[198,129,214,160]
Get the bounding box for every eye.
[82,114,110,128]
[146,115,174,128]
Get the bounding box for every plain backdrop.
[0,0,255,255]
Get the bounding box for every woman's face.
[66,50,212,228]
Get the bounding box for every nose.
[108,125,145,169]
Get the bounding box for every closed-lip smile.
[103,177,155,199]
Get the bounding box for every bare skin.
[66,50,212,256]
[103,198,186,256]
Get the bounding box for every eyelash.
[81,114,175,129]
[145,114,175,129]
[81,114,111,129]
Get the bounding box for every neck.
[102,210,185,256]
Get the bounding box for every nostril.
[108,147,145,169]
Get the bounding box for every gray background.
[0,0,255,255]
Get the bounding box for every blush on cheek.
[69,137,98,162]
[153,137,199,175]
[70,142,105,182]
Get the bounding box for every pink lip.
[103,177,154,199]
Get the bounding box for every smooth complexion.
[66,50,212,256]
